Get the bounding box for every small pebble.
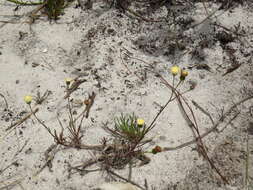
[42,48,48,53]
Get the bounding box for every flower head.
[151,145,162,154]
[181,70,188,77]
[65,78,73,85]
[171,66,180,76]
[24,95,33,104]
[137,118,145,127]
[180,70,189,80]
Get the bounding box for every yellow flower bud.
[171,66,180,76]
[137,118,145,126]
[24,95,33,104]
[180,70,189,81]
[181,70,188,77]
[65,78,73,85]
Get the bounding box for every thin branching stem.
[147,75,180,130]
[158,73,229,184]
[29,104,55,137]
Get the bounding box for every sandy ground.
[0,0,253,189]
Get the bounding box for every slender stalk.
[29,104,55,137]
[147,75,180,130]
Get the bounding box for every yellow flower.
[24,95,33,104]
[180,70,189,81]
[65,78,73,85]
[181,70,188,77]
[171,66,180,76]
[137,118,145,126]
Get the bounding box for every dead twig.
[107,169,146,190]
[0,93,8,109]
[0,162,17,175]
[218,112,239,133]
[5,107,39,131]
[84,92,96,118]
[163,95,253,151]
[222,64,241,76]
[0,20,20,24]
[156,72,229,184]
[34,90,51,105]
[64,78,87,99]
[178,91,228,184]
[13,139,29,158]
[192,100,214,125]
[33,144,59,176]
[69,159,99,176]
[0,177,25,190]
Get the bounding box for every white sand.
[0,1,253,189]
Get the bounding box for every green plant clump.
[45,0,66,20]
[112,114,150,143]
[6,0,69,20]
